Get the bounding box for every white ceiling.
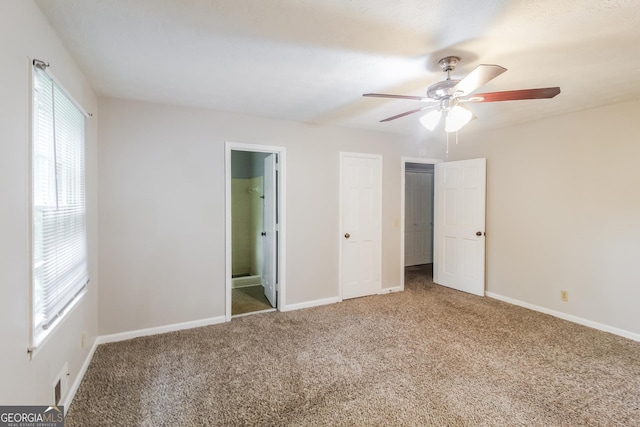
[36,0,640,137]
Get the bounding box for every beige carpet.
[66,265,640,426]
[232,285,274,315]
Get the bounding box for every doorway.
[400,157,441,290]
[225,142,286,320]
[405,163,434,266]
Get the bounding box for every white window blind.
[32,63,88,347]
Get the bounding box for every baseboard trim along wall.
[486,292,640,342]
[280,296,341,312]
[96,316,227,345]
[379,286,402,294]
[64,340,99,410]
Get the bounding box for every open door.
[434,158,486,296]
[262,153,277,307]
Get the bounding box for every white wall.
[97,97,437,335]
[0,1,98,405]
[448,100,640,337]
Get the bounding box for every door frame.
[339,152,383,300]
[225,141,287,321]
[400,157,442,291]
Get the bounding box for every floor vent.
[53,363,69,405]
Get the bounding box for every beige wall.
[448,100,640,336]
[97,97,434,335]
[0,1,99,405]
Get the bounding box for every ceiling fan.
[363,56,560,132]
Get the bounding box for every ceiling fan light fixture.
[420,109,442,131]
[445,105,473,133]
[363,56,560,130]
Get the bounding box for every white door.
[262,154,277,307]
[340,153,382,300]
[405,171,434,266]
[434,158,486,296]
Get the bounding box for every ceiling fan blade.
[451,64,507,96]
[363,93,435,102]
[380,105,437,122]
[466,87,561,102]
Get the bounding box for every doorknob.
[476,231,483,236]
[261,232,267,236]
[344,233,350,239]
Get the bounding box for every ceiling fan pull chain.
[446,132,450,158]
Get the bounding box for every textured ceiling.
[36,0,640,137]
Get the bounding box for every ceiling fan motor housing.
[427,57,463,100]
[427,79,460,100]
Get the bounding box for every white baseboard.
[379,286,403,294]
[281,296,341,312]
[232,282,262,289]
[282,288,405,311]
[486,292,640,342]
[233,308,276,318]
[232,275,262,289]
[96,316,227,345]
[64,338,98,410]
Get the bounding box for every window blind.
[32,64,87,346]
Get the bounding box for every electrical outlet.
[81,333,86,349]
[561,290,568,302]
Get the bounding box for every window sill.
[28,286,88,360]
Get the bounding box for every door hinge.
[275,283,280,292]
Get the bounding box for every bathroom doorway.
[225,142,286,319]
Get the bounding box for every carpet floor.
[66,265,640,426]
[232,285,274,315]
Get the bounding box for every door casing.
[225,141,286,320]
[262,153,277,307]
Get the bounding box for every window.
[31,61,88,348]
